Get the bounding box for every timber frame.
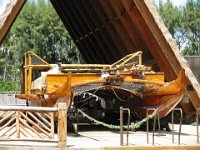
[0,103,67,148]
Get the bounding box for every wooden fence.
[0,103,67,147]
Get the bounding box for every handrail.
[196,108,200,143]
[120,106,130,146]
[0,105,58,112]
[171,108,182,145]
[146,106,182,145]
[111,51,142,68]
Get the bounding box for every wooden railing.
[0,103,67,147]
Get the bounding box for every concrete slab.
[1,124,200,149]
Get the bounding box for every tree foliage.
[156,0,200,55]
[0,0,82,91]
[0,0,200,91]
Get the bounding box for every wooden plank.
[0,0,26,44]
[121,0,176,80]
[59,0,99,63]
[98,0,135,53]
[135,0,200,109]
[134,0,181,75]
[0,111,15,125]
[51,0,92,63]
[0,117,15,131]
[88,0,127,57]
[58,103,67,148]
[0,123,16,137]
[0,106,57,112]
[19,124,34,138]
[69,0,111,63]
[109,0,152,60]
[27,112,51,133]
[19,112,50,138]
[79,0,118,63]
[19,117,43,138]
[79,0,119,62]
[35,112,51,127]
[50,112,54,139]
[16,111,20,138]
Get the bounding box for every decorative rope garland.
[78,109,155,130]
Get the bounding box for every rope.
[78,109,155,130]
[111,87,125,101]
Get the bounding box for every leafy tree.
[157,0,200,56]
[181,0,200,55]
[158,0,180,36]
[157,0,184,49]
[0,0,82,91]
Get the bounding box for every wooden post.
[50,112,54,139]
[58,103,67,148]
[27,52,32,94]
[16,111,20,138]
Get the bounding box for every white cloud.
[154,0,187,6]
[170,0,187,6]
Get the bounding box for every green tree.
[158,0,180,36]
[0,0,82,91]
[181,0,200,55]
[157,0,200,56]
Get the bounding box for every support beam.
[0,0,26,44]
[134,0,200,109]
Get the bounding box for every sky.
[0,0,7,15]
[154,0,187,6]
[0,0,188,15]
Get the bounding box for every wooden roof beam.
[135,0,200,109]
[71,0,114,63]
[109,0,152,61]
[65,1,106,63]
[57,0,99,63]
[88,0,127,57]
[80,0,119,62]
[121,0,175,79]
[98,0,134,55]
[0,0,26,45]
[50,0,92,63]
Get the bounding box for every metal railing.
[120,107,130,146]
[196,108,200,143]
[146,107,182,145]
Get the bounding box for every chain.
[78,109,155,130]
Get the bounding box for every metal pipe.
[152,110,157,145]
[197,109,199,143]
[172,109,174,144]
[157,112,160,134]
[76,109,80,135]
[123,108,130,145]
[171,108,182,145]
[120,107,123,146]
[146,108,156,145]
[120,107,130,146]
